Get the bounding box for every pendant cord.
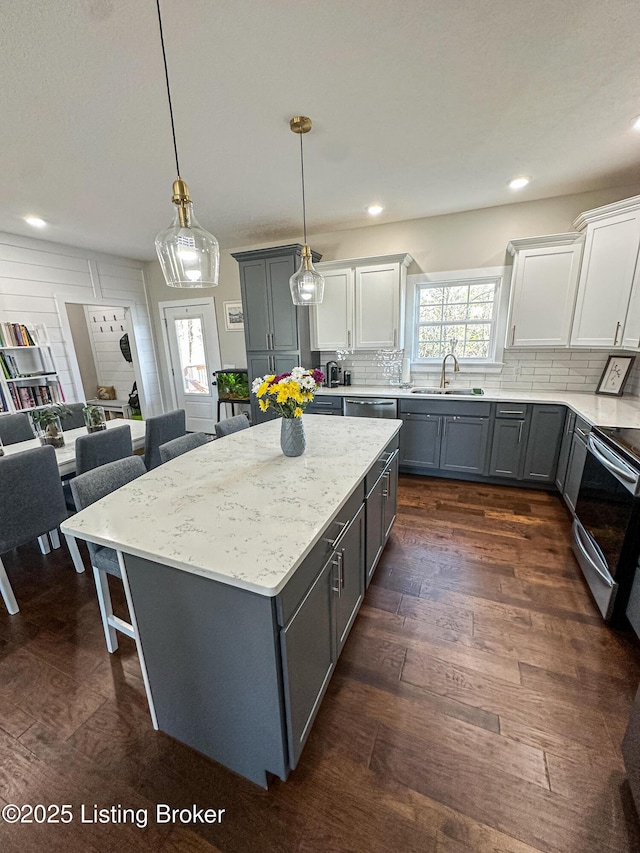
[156,0,181,178]
[299,131,307,244]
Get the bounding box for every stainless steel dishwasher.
[343,397,398,418]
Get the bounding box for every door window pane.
[174,317,208,395]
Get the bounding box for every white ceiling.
[1,0,639,260]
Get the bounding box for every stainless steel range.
[572,426,640,623]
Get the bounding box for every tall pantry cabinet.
[232,245,321,425]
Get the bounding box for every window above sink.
[405,266,511,373]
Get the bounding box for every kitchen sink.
[411,388,484,396]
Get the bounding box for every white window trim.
[404,266,511,374]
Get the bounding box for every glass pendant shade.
[289,245,324,305]
[155,182,220,288]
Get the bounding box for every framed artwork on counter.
[595,354,635,396]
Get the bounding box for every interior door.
[162,301,221,433]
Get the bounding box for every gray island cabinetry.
[61,416,401,788]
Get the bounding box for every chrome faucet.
[440,352,460,389]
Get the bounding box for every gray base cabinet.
[124,439,399,789]
[489,417,527,479]
[563,427,589,513]
[365,446,399,586]
[440,415,490,474]
[400,398,567,488]
[399,399,491,476]
[555,411,577,492]
[522,405,566,482]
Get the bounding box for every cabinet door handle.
[442,418,447,438]
[511,325,516,345]
[500,410,525,415]
[437,418,441,437]
[614,322,621,346]
[382,471,389,497]
[339,551,344,589]
[331,557,341,595]
[265,332,270,348]
[517,421,523,443]
[323,520,348,548]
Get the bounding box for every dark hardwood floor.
[1,474,639,852]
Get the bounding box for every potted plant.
[31,403,71,448]
[83,403,107,433]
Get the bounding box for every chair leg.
[37,535,51,555]
[0,557,19,615]
[93,567,119,653]
[64,534,86,574]
[49,529,61,549]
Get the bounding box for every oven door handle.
[572,520,614,588]
[588,434,636,485]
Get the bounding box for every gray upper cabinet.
[522,405,566,483]
[241,259,272,351]
[233,244,321,425]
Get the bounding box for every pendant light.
[154,0,219,288]
[289,116,324,305]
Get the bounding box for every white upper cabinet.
[311,254,412,352]
[570,197,640,348]
[506,234,584,348]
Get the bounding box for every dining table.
[0,417,147,475]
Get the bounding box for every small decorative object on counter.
[252,367,325,457]
[31,404,70,449]
[343,371,352,386]
[83,404,107,434]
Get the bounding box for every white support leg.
[49,529,61,549]
[93,566,119,653]
[64,534,85,574]
[0,557,19,615]
[37,535,51,555]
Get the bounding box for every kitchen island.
[61,415,401,787]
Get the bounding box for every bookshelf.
[0,322,65,415]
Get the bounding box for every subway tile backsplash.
[317,348,640,396]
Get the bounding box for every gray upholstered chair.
[75,424,133,476]
[159,432,209,464]
[143,409,186,470]
[59,402,87,431]
[0,412,34,445]
[0,445,71,615]
[214,414,250,438]
[69,455,146,652]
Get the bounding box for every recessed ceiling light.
[508,177,529,190]
[24,216,47,228]
[632,116,640,131]
[367,204,384,216]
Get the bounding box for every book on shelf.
[0,384,7,412]
[0,322,37,347]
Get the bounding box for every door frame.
[158,297,221,412]
[56,294,148,416]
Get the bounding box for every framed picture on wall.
[223,301,244,332]
[595,354,635,396]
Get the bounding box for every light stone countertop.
[318,386,640,428]
[61,415,401,597]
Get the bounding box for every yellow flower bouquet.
[251,367,325,418]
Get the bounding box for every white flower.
[300,375,315,389]
[251,377,263,393]
[290,366,305,381]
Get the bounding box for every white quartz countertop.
[318,386,640,428]
[61,415,401,597]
